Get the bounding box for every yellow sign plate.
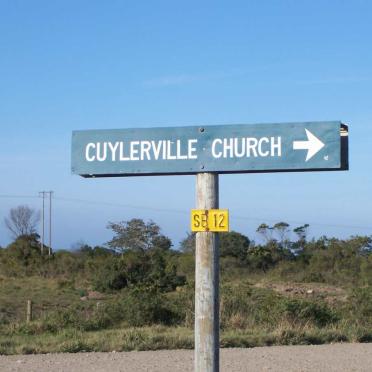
[191,209,229,232]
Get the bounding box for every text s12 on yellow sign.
[191,209,229,232]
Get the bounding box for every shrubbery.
[92,250,185,293]
[1,217,372,353]
[4,283,343,336]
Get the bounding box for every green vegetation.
[0,216,372,355]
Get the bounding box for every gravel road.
[1,343,372,372]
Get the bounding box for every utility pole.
[39,191,46,254]
[49,191,53,255]
[39,191,53,255]
[195,173,219,372]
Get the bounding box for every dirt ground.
[1,343,372,372]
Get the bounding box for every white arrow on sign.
[293,129,325,161]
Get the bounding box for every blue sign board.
[71,121,348,177]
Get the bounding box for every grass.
[0,276,83,324]
[1,323,369,355]
[1,276,372,355]
[0,326,194,355]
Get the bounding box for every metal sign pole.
[195,172,219,372]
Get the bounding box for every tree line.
[1,204,372,292]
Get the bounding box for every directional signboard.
[71,121,348,177]
[72,119,348,372]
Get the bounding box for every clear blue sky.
[0,0,371,249]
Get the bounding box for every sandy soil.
[1,343,372,371]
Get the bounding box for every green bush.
[281,298,339,327]
[38,303,115,332]
[348,287,372,325]
[93,256,129,292]
[219,283,340,330]
[93,251,185,293]
[166,285,195,328]
[60,339,93,353]
[119,288,180,327]
[220,284,283,329]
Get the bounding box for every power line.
[54,196,186,215]
[0,193,371,232]
[0,194,39,199]
[53,196,372,231]
[38,192,46,254]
